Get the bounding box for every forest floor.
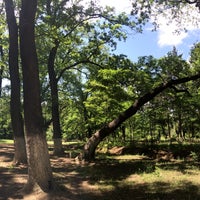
[1,143,200,200]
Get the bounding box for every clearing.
[0,143,200,199]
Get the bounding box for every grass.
[0,139,83,146]
[71,140,200,199]
[75,156,200,199]
[0,139,14,144]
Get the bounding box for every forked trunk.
[83,74,200,161]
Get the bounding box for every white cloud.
[153,4,200,47]
[82,0,200,48]
[98,0,132,13]
[97,1,200,47]
[157,21,188,47]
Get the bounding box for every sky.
[98,0,200,62]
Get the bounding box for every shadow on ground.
[0,144,200,200]
[0,144,27,200]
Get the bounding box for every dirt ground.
[0,144,102,200]
[1,144,200,200]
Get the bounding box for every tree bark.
[4,0,27,165]
[19,0,53,192]
[83,73,200,161]
[48,42,64,155]
[0,46,3,98]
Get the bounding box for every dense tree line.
[0,0,200,194]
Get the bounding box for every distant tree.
[84,54,136,132]
[35,0,137,153]
[190,42,200,71]
[0,95,11,139]
[83,49,200,160]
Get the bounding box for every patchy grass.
[1,142,200,199]
[77,157,200,199]
[0,139,14,144]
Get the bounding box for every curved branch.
[57,60,103,82]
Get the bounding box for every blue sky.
[114,28,200,62]
[98,0,200,62]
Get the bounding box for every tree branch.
[57,60,103,82]
[170,85,192,96]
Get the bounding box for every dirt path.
[0,144,100,200]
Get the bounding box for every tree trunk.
[0,46,3,98]
[4,0,27,164]
[19,0,53,192]
[48,42,64,155]
[83,74,200,161]
[167,115,171,140]
[177,112,183,139]
[83,105,91,138]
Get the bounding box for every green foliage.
[131,0,200,33]
[84,55,136,129]
[190,151,200,162]
[0,97,12,139]
[1,0,200,146]
[34,0,140,140]
[190,42,200,72]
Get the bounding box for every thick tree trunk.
[19,0,53,192]
[13,135,27,164]
[4,0,27,164]
[24,134,53,192]
[48,42,64,155]
[0,46,3,98]
[83,74,200,161]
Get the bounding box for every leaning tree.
[82,0,200,161]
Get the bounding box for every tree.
[0,46,3,98]
[0,95,12,139]
[35,0,137,153]
[19,0,53,192]
[58,70,89,140]
[79,0,200,159]
[190,42,200,71]
[131,0,200,31]
[83,68,200,160]
[4,0,27,164]
[0,3,6,98]
[84,54,136,132]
